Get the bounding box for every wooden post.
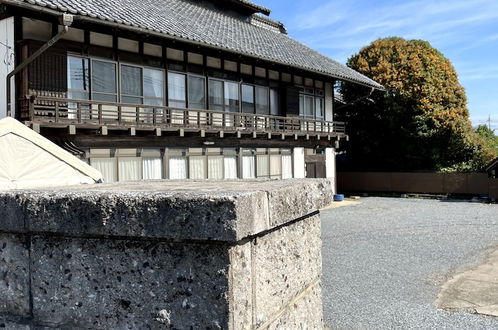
[98,104,103,124]
[54,102,59,122]
[118,106,122,125]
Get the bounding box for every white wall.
[325,148,336,193]
[324,82,333,122]
[0,17,15,119]
[293,147,305,179]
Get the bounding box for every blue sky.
[257,0,498,129]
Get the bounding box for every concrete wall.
[338,172,491,195]
[0,17,15,119]
[0,179,332,329]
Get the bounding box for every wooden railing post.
[28,96,35,120]
[54,101,59,122]
[98,104,103,124]
[77,103,82,123]
[118,106,122,125]
[136,106,140,124]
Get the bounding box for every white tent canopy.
[0,117,103,190]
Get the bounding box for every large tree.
[338,37,494,171]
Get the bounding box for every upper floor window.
[67,56,89,100]
[168,72,206,109]
[92,60,117,102]
[208,79,239,112]
[299,88,324,120]
[121,65,164,105]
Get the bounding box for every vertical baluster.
[98,104,103,124]
[77,103,82,123]
[197,111,201,128]
[54,101,59,122]
[29,97,35,120]
[136,106,140,125]
[118,105,122,125]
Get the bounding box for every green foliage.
[338,37,496,172]
[475,125,498,153]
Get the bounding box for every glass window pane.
[169,156,187,179]
[189,156,206,179]
[270,88,279,116]
[92,60,116,94]
[90,158,116,183]
[242,84,254,113]
[224,81,239,112]
[209,79,224,111]
[118,157,141,181]
[92,93,117,102]
[304,95,314,117]
[208,156,223,179]
[68,91,89,100]
[255,86,269,115]
[242,155,255,179]
[144,68,164,99]
[144,98,164,106]
[282,154,293,179]
[143,157,162,180]
[257,155,269,178]
[68,56,89,91]
[121,65,142,97]
[224,156,238,179]
[315,97,324,119]
[299,94,304,116]
[168,72,186,108]
[122,96,142,104]
[188,75,206,109]
[270,154,282,179]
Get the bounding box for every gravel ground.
[321,197,498,329]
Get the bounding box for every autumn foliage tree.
[338,37,495,171]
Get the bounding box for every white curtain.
[282,155,293,179]
[224,156,237,179]
[143,157,162,180]
[90,158,116,183]
[256,155,269,178]
[169,157,187,179]
[118,157,141,181]
[242,156,255,179]
[208,156,223,179]
[189,156,206,179]
[270,155,282,179]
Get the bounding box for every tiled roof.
[7,0,384,90]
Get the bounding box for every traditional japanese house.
[0,0,383,187]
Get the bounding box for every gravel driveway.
[321,197,498,329]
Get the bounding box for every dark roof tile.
[7,0,383,89]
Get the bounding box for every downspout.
[6,13,73,117]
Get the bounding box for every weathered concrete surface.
[0,179,331,242]
[437,248,498,317]
[0,179,330,329]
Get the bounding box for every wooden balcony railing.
[24,96,346,135]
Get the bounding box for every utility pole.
[488,115,491,130]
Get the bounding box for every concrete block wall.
[0,179,331,329]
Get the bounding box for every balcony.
[22,96,346,137]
